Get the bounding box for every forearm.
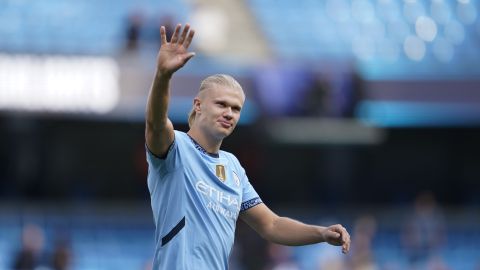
[242,204,350,252]
[146,70,171,129]
[265,216,326,246]
[145,70,175,156]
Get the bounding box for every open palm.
[157,23,195,76]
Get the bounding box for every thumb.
[183,52,196,62]
[325,230,341,240]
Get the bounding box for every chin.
[215,128,233,139]
[220,130,232,138]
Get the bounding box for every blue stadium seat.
[0,0,191,55]
[247,0,480,79]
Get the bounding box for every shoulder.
[220,150,239,163]
[173,130,186,139]
[173,130,189,145]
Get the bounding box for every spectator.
[125,10,144,51]
[12,224,49,270]
[51,237,72,270]
[402,191,447,268]
[301,74,331,117]
[348,215,378,270]
[264,243,299,270]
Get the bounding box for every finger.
[326,231,341,242]
[336,227,346,245]
[170,24,182,43]
[160,26,167,45]
[341,227,348,244]
[183,52,196,62]
[344,239,350,253]
[184,29,195,49]
[341,227,350,254]
[343,237,350,253]
[175,52,196,70]
[346,231,351,252]
[178,23,190,45]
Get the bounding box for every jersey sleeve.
[146,131,183,190]
[239,169,263,212]
[145,139,177,171]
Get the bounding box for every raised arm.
[240,204,351,253]
[145,24,195,157]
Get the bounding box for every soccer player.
[145,23,351,270]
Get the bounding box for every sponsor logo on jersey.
[196,180,239,209]
[196,180,240,220]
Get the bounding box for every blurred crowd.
[11,224,71,270]
[7,191,471,270]
[255,191,453,270]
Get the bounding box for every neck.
[187,128,222,154]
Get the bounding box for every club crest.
[232,171,240,187]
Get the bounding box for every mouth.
[218,120,232,129]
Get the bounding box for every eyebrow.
[214,98,242,110]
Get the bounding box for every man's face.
[195,85,245,140]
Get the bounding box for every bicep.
[240,203,278,238]
[145,118,175,158]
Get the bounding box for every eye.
[216,101,226,108]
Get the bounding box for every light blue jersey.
[146,130,262,270]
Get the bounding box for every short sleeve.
[146,135,181,194]
[240,170,263,212]
[145,139,177,172]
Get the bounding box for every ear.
[193,97,201,114]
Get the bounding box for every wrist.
[155,69,173,80]
[317,226,327,242]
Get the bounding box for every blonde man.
[145,23,350,270]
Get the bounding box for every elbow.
[258,218,281,244]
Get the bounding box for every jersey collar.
[187,134,220,158]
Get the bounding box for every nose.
[223,107,233,120]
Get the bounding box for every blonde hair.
[188,74,244,128]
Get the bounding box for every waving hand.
[157,24,196,76]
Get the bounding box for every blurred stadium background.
[1,0,480,269]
